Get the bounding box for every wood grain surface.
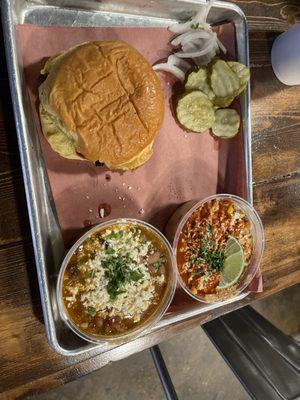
[1,1,300,398]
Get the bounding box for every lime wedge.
[219,237,245,289]
[224,236,242,257]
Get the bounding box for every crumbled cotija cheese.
[72,226,165,322]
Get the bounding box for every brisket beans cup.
[57,219,176,343]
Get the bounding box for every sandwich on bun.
[39,41,164,170]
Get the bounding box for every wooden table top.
[1,1,300,399]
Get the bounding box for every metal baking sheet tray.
[2,0,252,356]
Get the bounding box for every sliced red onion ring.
[153,63,185,82]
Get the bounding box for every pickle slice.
[176,91,215,133]
[212,108,240,139]
[227,61,250,95]
[213,95,235,108]
[210,60,240,106]
[185,68,215,101]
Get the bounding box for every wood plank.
[0,81,20,175]
[0,170,30,245]
[249,31,300,183]
[0,27,8,81]
[0,80,31,245]
[253,173,300,275]
[232,1,299,31]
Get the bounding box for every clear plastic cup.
[165,194,264,303]
[271,23,300,86]
[57,218,177,344]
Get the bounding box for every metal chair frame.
[150,306,300,400]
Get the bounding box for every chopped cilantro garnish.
[86,250,96,259]
[102,254,144,300]
[106,230,124,240]
[206,224,213,235]
[89,269,96,278]
[106,247,115,254]
[88,307,95,316]
[152,257,167,270]
[191,22,200,29]
[192,269,202,276]
[130,270,144,282]
[191,225,225,272]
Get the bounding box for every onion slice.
[153,63,185,82]
[216,37,227,54]
[169,8,207,34]
[175,38,216,58]
[203,0,214,22]
[157,1,227,78]
[202,22,213,32]
[167,55,191,71]
[171,30,211,46]
[182,41,199,52]
[180,31,212,47]
[171,31,193,47]
[194,48,217,66]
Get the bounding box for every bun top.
[39,41,164,164]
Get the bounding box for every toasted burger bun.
[39,41,164,169]
[106,142,153,170]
